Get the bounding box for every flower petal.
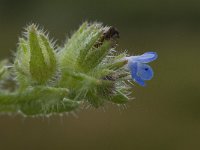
[128,61,138,77]
[127,52,158,63]
[133,75,146,86]
[137,63,153,80]
[128,61,146,86]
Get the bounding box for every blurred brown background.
[0,0,200,149]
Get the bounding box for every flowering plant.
[0,22,157,116]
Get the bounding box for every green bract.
[15,25,57,86]
[0,22,133,116]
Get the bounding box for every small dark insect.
[103,26,120,40]
[95,26,120,48]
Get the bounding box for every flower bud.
[15,24,57,85]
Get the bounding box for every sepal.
[15,24,57,85]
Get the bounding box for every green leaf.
[0,59,9,79]
[110,90,129,104]
[76,28,102,66]
[28,25,57,85]
[59,22,103,69]
[15,38,30,76]
[18,87,72,116]
[29,25,49,84]
[40,33,57,77]
[82,41,111,72]
[107,60,128,70]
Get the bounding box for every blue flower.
[126,52,158,86]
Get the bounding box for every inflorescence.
[0,22,157,116]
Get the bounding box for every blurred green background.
[0,0,200,149]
